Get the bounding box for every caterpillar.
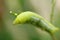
[13,11,58,34]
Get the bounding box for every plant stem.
[50,0,56,23]
[50,0,57,40]
[50,33,57,40]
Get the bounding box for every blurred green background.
[0,0,60,40]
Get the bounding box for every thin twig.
[50,0,56,23]
[50,0,57,40]
[50,33,57,40]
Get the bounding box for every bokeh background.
[0,0,60,40]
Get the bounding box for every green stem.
[50,33,57,40]
[50,0,56,23]
[50,0,57,40]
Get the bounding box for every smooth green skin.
[13,11,58,34]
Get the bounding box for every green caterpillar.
[13,11,58,34]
